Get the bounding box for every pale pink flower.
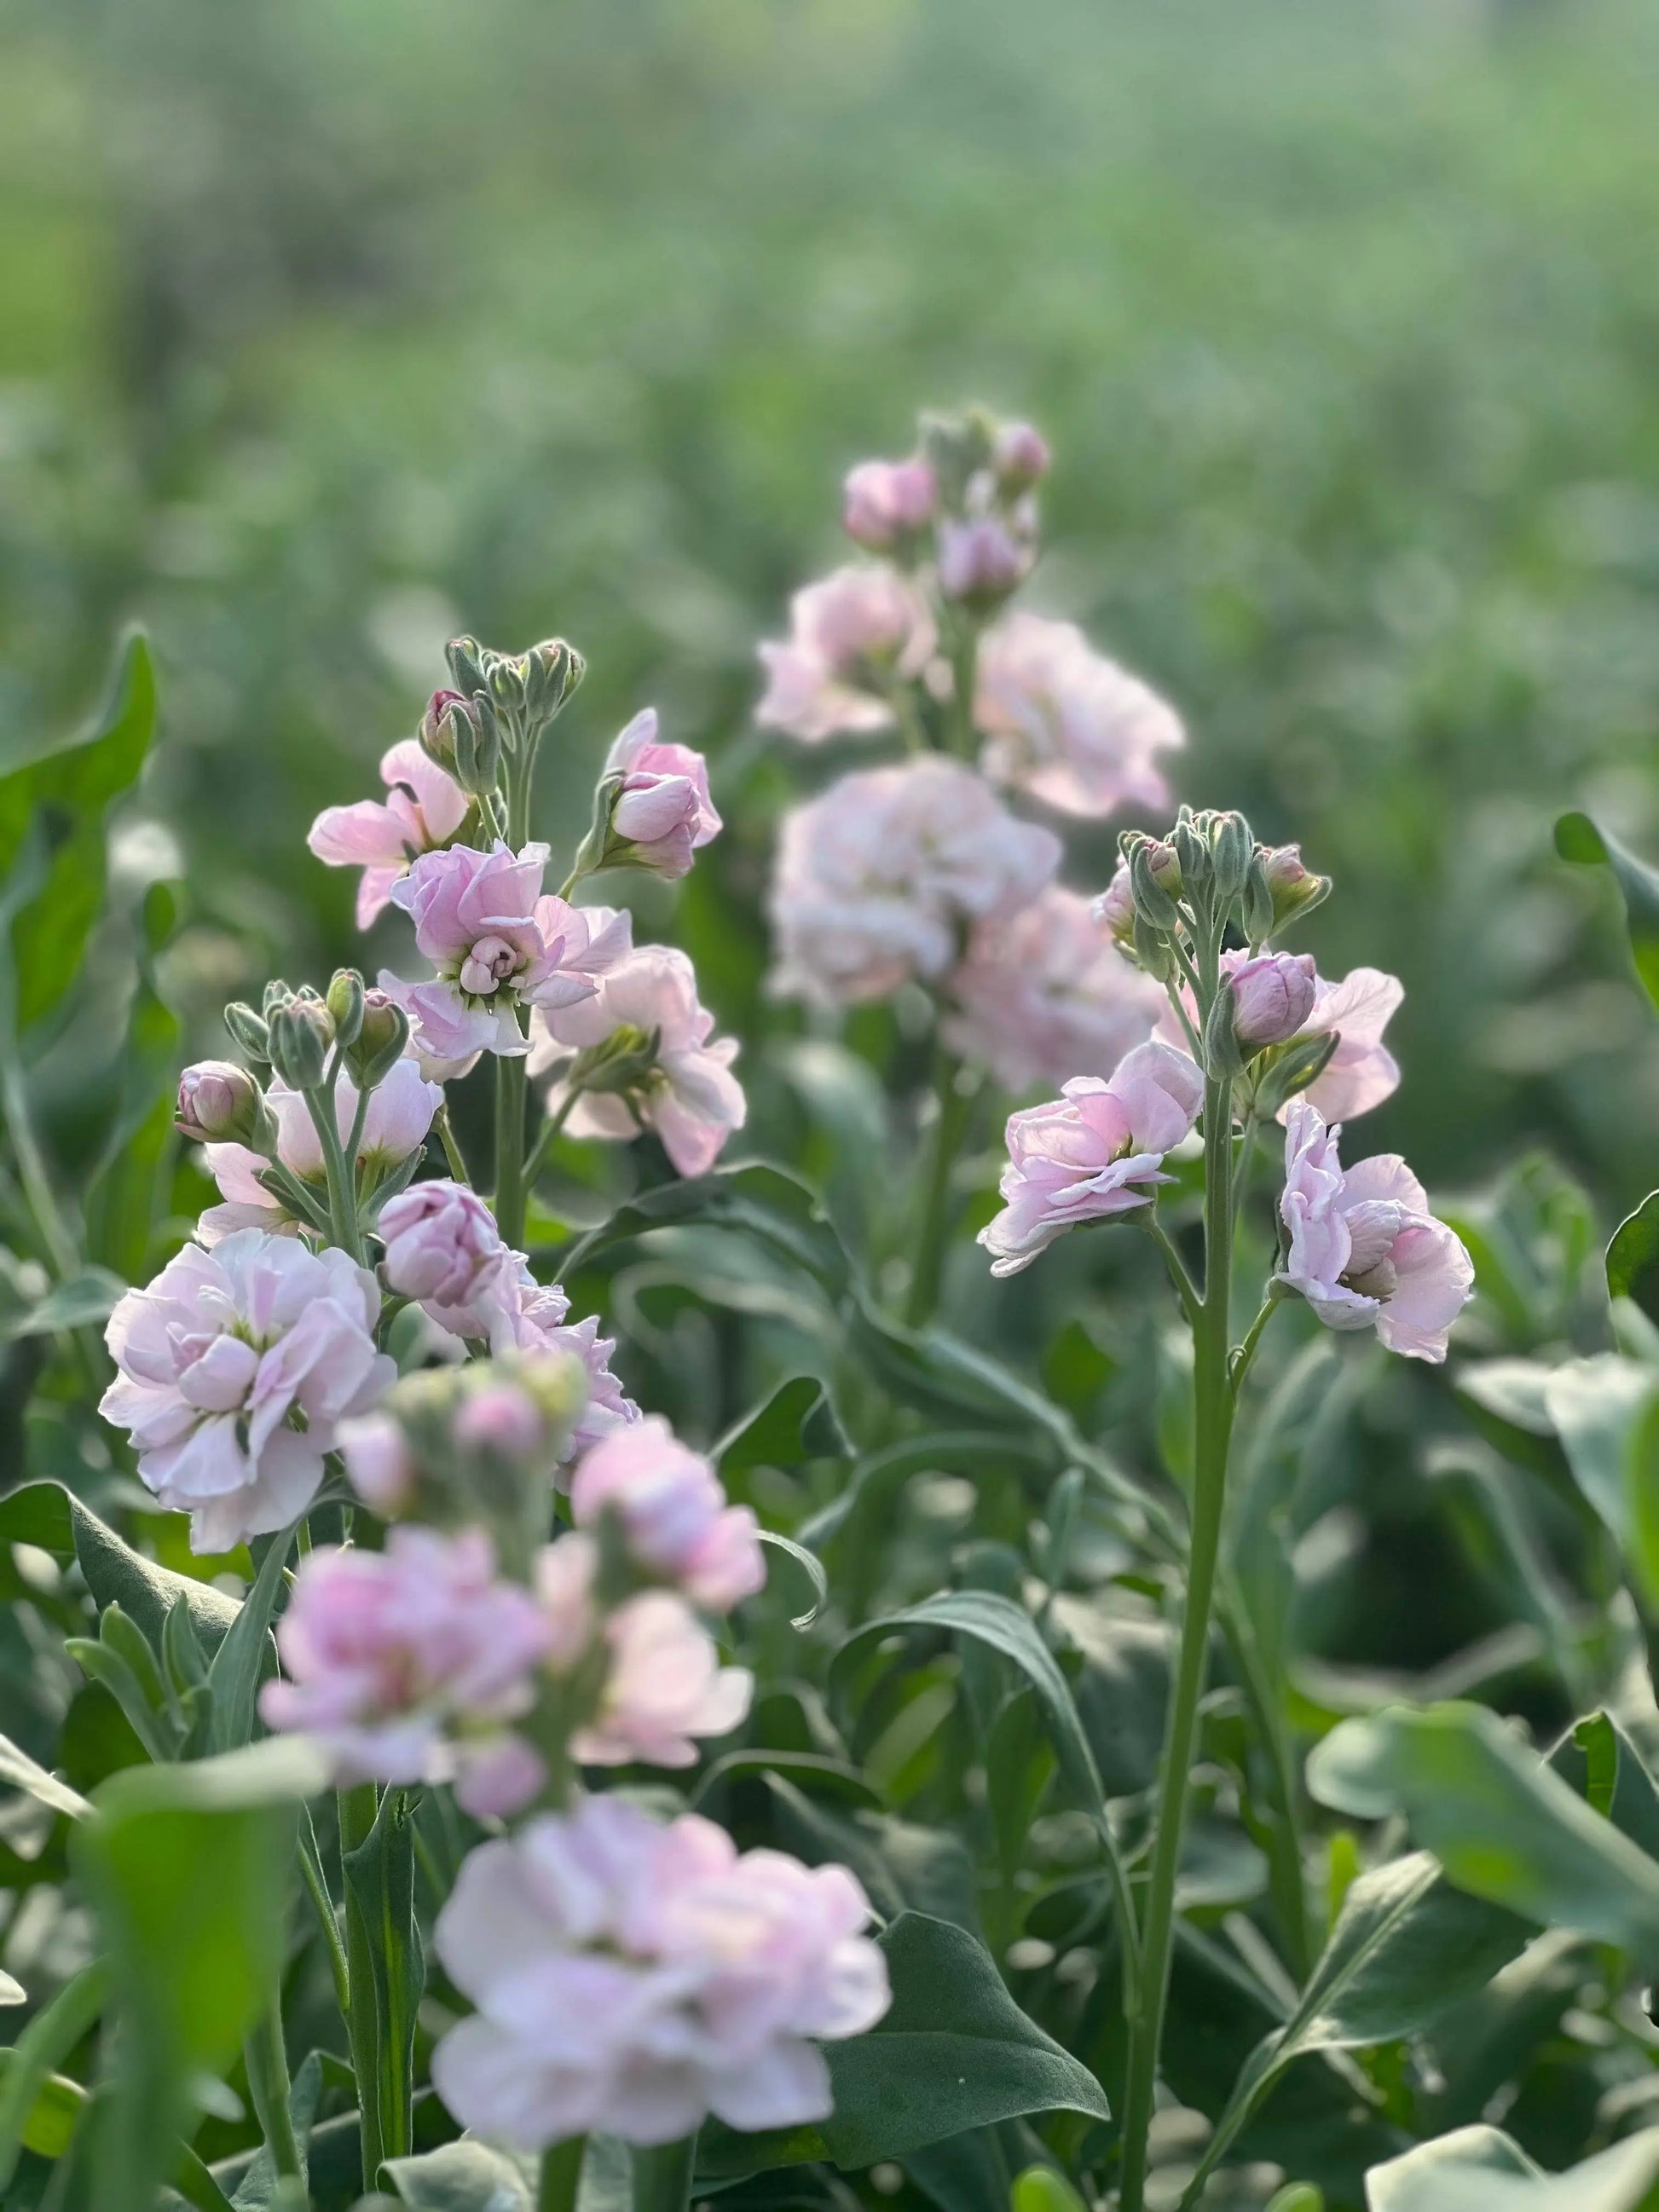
[374,969,482,1086]
[390,843,632,1060]
[978,1040,1205,1278]
[568,1417,764,1611]
[338,1411,416,1516]
[1277,1101,1473,1363]
[1093,860,1137,946]
[756,567,937,743]
[769,756,1061,1006]
[176,1061,261,1144]
[529,944,745,1179]
[943,885,1164,1091]
[197,1060,441,1244]
[261,1526,552,1811]
[574,1590,753,1769]
[308,738,471,927]
[1153,954,1403,1121]
[937,515,1032,604]
[842,457,936,550]
[488,1270,640,1455]
[991,421,1050,489]
[378,1179,507,1328]
[604,711,721,881]
[431,1796,888,2149]
[974,614,1183,820]
[1227,950,1318,1049]
[99,1230,393,1551]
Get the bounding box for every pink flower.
[373,970,482,1086]
[431,1796,888,2149]
[337,1411,415,1516]
[768,756,1061,1006]
[378,1178,506,1325]
[568,1416,764,1611]
[1093,860,1137,946]
[978,1040,1205,1278]
[260,1527,552,1811]
[1277,1101,1473,1363]
[991,420,1050,490]
[604,711,722,881]
[943,886,1164,1092]
[488,1271,640,1455]
[308,738,471,927]
[176,1060,262,1145]
[390,843,632,1060]
[576,1591,754,1768]
[756,567,937,743]
[197,1060,441,1244]
[937,515,1032,604]
[1227,951,1318,1049]
[99,1230,393,1551]
[1154,955,1403,1121]
[842,456,937,550]
[529,945,746,1179]
[974,615,1183,820]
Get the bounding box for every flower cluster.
[431,1795,889,2146]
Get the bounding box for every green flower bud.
[1261,843,1332,930]
[1210,810,1254,904]
[1251,1027,1338,1118]
[449,694,503,796]
[444,634,487,697]
[524,637,586,725]
[327,968,367,1050]
[345,989,411,1088]
[223,1002,271,1062]
[1201,979,1247,1081]
[269,999,332,1090]
[1242,851,1275,944]
[1129,841,1181,933]
[263,978,296,1015]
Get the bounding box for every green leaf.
[1367,2122,1659,2209]
[1307,1702,1659,1959]
[558,1161,848,1297]
[1,1482,244,1651]
[343,1784,424,2180]
[696,1912,1111,2175]
[1557,1712,1659,1860]
[1049,1597,1171,1801]
[0,2053,84,2157]
[0,1729,91,1819]
[382,2140,534,2209]
[715,1375,848,1482]
[1541,1357,1659,1609]
[1607,1192,1659,1326]
[205,1522,300,1753]
[756,1529,829,1628]
[0,1267,126,1345]
[1557,810,1659,1010]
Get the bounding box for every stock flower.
[261,1526,552,1814]
[390,842,632,1060]
[99,1230,393,1550]
[755,567,937,743]
[978,1040,1205,1277]
[1154,954,1403,1120]
[568,1416,765,1611]
[974,615,1184,819]
[943,885,1164,1091]
[431,1795,888,2148]
[842,456,937,549]
[175,1060,263,1145]
[197,1060,441,1243]
[1226,950,1318,1049]
[307,738,471,927]
[1277,1101,1473,1362]
[768,756,1061,1005]
[529,944,746,1178]
[991,419,1051,489]
[1093,860,1137,946]
[604,710,721,880]
[490,1273,640,1453]
[936,514,1032,604]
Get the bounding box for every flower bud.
[936,516,1032,606]
[344,989,411,1087]
[176,1060,267,1146]
[570,1022,661,1097]
[524,638,586,725]
[1128,841,1180,933]
[263,978,297,1015]
[419,688,481,777]
[1145,839,1182,896]
[1252,1027,1338,1118]
[444,635,488,697]
[1093,861,1136,947]
[1261,844,1331,930]
[1171,810,1210,890]
[1241,852,1275,945]
[327,967,366,1049]
[451,696,503,797]
[1210,811,1254,904]
[842,457,937,551]
[1202,980,1248,1082]
[223,1002,272,1062]
[991,420,1050,491]
[269,999,332,1090]
[1227,952,1317,1049]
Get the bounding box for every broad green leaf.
[0,2053,84,2157]
[1307,1702,1659,1958]
[1557,1712,1659,1860]
[1608,1192,1659,1326]
[0,1266,125,1344]
[1049,1597,1171,1800]
[0,1729,91,1819]
[382,2140,534,2209]
[558,1161,848,1297]
[1541,1357,1659,1608]
[715,1373,848,1480]
[1556,810,1659,1010]
[343,1784,424,2180]
[0,1483,242,1650]
[1367,2122,1659,2209]
[205,1521,299,1753]
[695,1912,1110,2175]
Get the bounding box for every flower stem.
[520,1083,581,1200]
[1117,1060,1235,2212]
[337,1783,383,2181]
[244,1991,304,2187]
[435,1100,471,1187]
[494,1034,529,1250]
[301,1085,363,1262]
[632,2135,697,2212]
[905,1040,974,1329]
[538,2135,587,2212]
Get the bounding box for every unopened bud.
[1261,844,1331,930]
[1171,810,1210,889]
[419,689,481,776]
[223,1002,271,1062]
[1210,811,1254,904]
[487,651,530,714]
[524,638,585,725]
[936,516,1032,607]
[444,635,487,697]
[345,989,410,1087]
[263,978,296,1016]
[176,1060,269,1146]
[1253,1028,1339,1118]
[451,696,502,796]
[269,999,332,1090]
[1228,952,1317,1049]
[570,1023,660,1097]
[1144,839,1182,896]
[1128,841,1180,933]
[327,968,366,1049]
[1242,852,1275,945]
[1093,861,1136,947]
[842,457,938,551]
[991,420,1050,491]
[1202,982,1247,1082]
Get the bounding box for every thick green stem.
[905,1042,974,1328]
[338,1784,383,2181]
[494,1043,530,1249]
[633,2134,697,2212]
[1117,1063,1234,2212]
[245,1991,304,2186]
[301,1085,363,1262]
[539,2135,588,2212]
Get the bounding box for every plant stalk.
[905,1041,974,1328]
[539,2134,588,2212]
[632,2134,697,2212]
[244,1991,304,2186]
[338,1783,383,2181]
[494,1044,529,1249]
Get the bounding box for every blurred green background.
[3,0,1659,1206]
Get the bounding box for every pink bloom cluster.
[308,738,471,927]
[390,842,632,1061]
[432,1796,889,2147]
[195,1060,441,1243]
[943,885,1163,1092]
[757,568,937,744]
[974,614,1184,820]
[979,1042,1205,1277]
[604,711,722,881]
[1154,955,1403,1122]
[843,456,936,549]
[1278,1101,1473,1362]
[769,756,1061,1005]
[377,1179,637,1452]
[99,1230,393,1550]
[529,944,746,1178]
[262,1527,552,1816]
[569,1417,765,1611]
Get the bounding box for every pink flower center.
[459,934,523,996]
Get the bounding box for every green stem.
[0,1961,106,2192]
[632,2134,697,2212]
[298,1805,350,2025]
[904,1041,974,1328]
[946,617,980,760]
[1117,1059,1235,2212]
[300,1087,363,1262]
[1146,1214,1200,1331]
[494,1038,530,1249]
[539,2134,588,2212]
[245,1991,304,2185]
[521,1083,581,1198]
[1162,976,1202,1061]
[1230,1108,1262,1237]
[435,1101,471,1186]
[338,1784,382,2181]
